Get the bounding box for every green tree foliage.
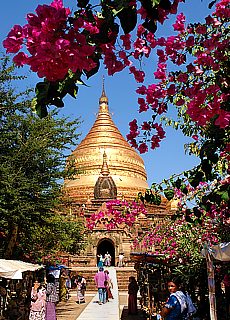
[0,56,85,261]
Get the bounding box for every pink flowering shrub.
[86,199,147,230]
[125,0,230,151]
[3,0,98,82]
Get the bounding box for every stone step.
[116,268,137,291]
[70,267,137,292]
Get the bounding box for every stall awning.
[0,259,44,279]
[130,252,169,265]
[211,242,230,262]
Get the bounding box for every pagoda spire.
[101,150,110,176]
[99,76,109,112]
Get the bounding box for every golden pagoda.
[63,82,172,267]
[64,82,148,203]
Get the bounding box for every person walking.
[94,267,108,305]
[59,270,68,302]
[104,270,113,301]
[128,276,139,315]
[46,274,58,320]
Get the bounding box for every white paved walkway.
[76,268,120,320]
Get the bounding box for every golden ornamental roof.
[64,83,149,203]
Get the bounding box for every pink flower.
[146,32,157,48]
[137,6,148,19]
[158,102,167,114]
[138,143,148,154]
[120,34,131,50]
[141,121,151,131]
[157,49,167,63]
[154,63,167,81]
[3,25,24,53]
[157,37,166,46]
[176,98,185,106]
[83,21,99,34]
[195,25,207,35]
[192,135,199,141]
[215,110,230,128]
[167,84,176,96]
[129,66,145,83]
[172,13,186,33]
[177,72,188,83]
[137,24,146,37]
[13,52,28,66]
[136,85,147,95]
[186,36,194,47]
[138,97,148,112]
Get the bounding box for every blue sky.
[0,0,213,185]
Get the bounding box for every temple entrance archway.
[97,238,115,266]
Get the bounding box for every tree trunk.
[4,224,18,259]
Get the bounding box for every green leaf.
[35,81,50,105]
[59,78,79,99]
[208,153,219,164]
[181,184,188,195]
[117,7,137,34]
[35,103,48,119]
[142,19,157,34]
[159,0,171,10]
[155,194,162,205]
[216,189,229,203]
[138,192,145,203]
[188,171,204,188]
[208,0,218,9]
[52,97,64,108]
[77,0,89,8]
[164,188,174,201]
[221,191,229,202]
[140,0,160,16]
[145,190,151,202]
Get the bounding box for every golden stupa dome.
[64,83,149,203]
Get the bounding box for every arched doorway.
[97,238,115,266]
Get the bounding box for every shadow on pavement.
[120,306,146,320]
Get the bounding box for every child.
[76,277,85,304]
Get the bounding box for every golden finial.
[99,76,109,110]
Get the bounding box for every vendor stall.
[131,244,230,320]
[0,259,44,320]
[130,252,173,319]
